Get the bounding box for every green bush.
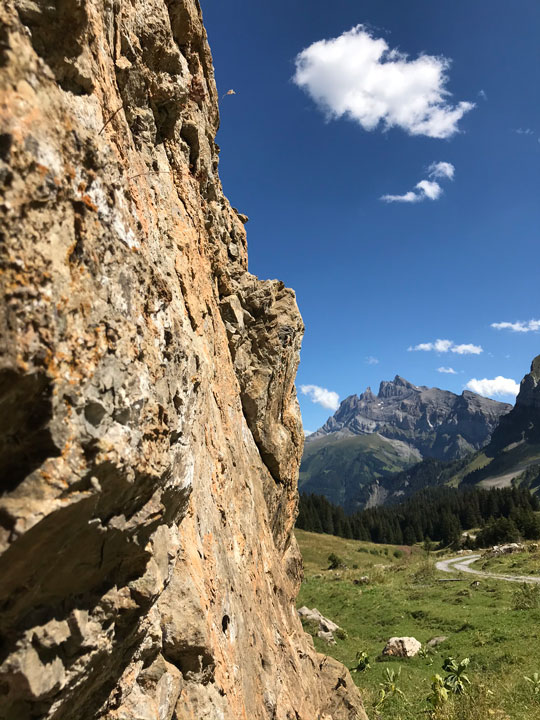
[512,582,540,610]
[327,552,345,570]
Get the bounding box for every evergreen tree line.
[297,485,540,548]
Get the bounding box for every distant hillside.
[299,433,421,508]
[301,376,511,508]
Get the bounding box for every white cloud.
[437,367,457,374]
[465,376,520,399]
[382,162,452,204]
[365,356,379,365]
[452,343,483,355]
[409,339,482,355]
[428,161,455,180]
[293,25,474,139]
[416,179,442,200]
[382,190,422,203]
[491,319,540,333]
[300,384,340,411]
[478,89,487,101]
[304,429,314,436]
[515,128,534,136]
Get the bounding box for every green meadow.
[296,529,540,720]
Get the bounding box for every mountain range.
[300,375,513,508]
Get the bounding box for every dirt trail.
[436,554,540,584]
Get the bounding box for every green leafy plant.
[442,656,471,695]
[524,671,540,696]
[427,673,449,709]
[375,667,405,709]
[350,651,370,673]
[419,645,434,665]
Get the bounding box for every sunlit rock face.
[0,1,366,718]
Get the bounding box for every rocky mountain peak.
[309,375,512,461]
[378,375,417,398]
[516,354,540,409]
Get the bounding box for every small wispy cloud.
[428,161,455,180]
[478,89,487,101]
[382,162,454,203]
[491,319,540,333]
[514,128,534,136]
[408,339,483,355]
[293,25,474,139]
[437,367,457,374]
[465,376,520,399]
[365,356,379,365]
[300,384,340,411]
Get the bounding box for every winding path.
[435,554,540,584]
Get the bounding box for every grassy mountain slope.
[299,433,421,508]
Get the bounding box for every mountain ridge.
[301,375,512,509]
[308,375,511,460]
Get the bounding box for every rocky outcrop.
[0,1,366,719]
[382,637,421,658]
[488,355,540,452]
[309,376,511,460]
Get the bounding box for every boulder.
[317,631,337,646]
[382,637,421,658]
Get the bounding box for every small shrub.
[412,557,436,583]
[335,628,348,640]
[427,673,449,709]
[394,549,404,559]
[327,553,344,570]
[442,657,471,695]
[512,582,540,610]
[375,667,405,709]
[350,650,370,672]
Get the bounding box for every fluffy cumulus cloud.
[293,25,474,139]
[465,376,520,398]
[408,339,483,355]
[437,367,457,374]
[491,319,540,333]
[382,161,454,203]
[300,384,340,411]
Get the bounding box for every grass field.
[295,529,540,719]
[480,547,540,577]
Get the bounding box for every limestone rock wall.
[0,1,367,718]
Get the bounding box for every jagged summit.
[308,375,512,460]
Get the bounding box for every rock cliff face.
[0,2,366,719]
[487,355,540,453]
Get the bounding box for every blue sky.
[203,0,540,433]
